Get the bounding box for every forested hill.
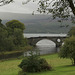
[0,12,74,34]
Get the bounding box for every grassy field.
[0,54,75,75]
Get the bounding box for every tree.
[3,36,15,51]
[6,20,26,48]
[59,36,75,65]
[0,19,6,29]
[6,20,25,33]
[18,50,51,73]
[68,26,75,36]
[0,19,29,52]
[0,27,8,52]
[13,28,25,46]
[0,0,13,6]
[24,0,75,22]
[0,25,15,52]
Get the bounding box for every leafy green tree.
[0,27,15,52]
[59,36,75,65]
[0,20,27,52]
[13,28,25,46]
[6,20,26,49]
[3,36,15,51]
[0,19,6,29]
[0,27,8,52]
[6,20,25,33]
[19,50,51,73]
[68,26,75,36]
[6,27,13,36]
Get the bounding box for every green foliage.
[0,27,8,51]
[0,19,29,52]
[0,19,6,29]
[68,26,75,36]
[6,20,26,48]
[59,36,75,65]
[3,36,15,51]
[13,28,24,46]
[39,58,52,71]
[0,27,15,52]
[1,54,75,75]
[18,71,26,75]
[6,20,25,32]
[0,50,23,59]
[19,50,52,73]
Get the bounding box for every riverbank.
[0,54,75,75]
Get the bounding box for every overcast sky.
[0,0,39,14]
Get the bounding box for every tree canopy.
[6,20,25,47]
[6,20,25,31]
[0,20,27,52]
[59,26,75,65]
[59,36,75,65]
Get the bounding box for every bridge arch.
[28,37,66,47]
[36,39,56,46]
[34,38,57,46]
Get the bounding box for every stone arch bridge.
[27,36,67,47]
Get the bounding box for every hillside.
[0,12,74,34]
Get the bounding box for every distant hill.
[0,12,74,34]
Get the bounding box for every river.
[24,33,67,55]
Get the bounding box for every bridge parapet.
[27,36,67,47]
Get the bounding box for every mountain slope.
[0,12,73,33]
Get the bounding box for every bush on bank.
[0,46,33,60]
[18,50,52,74]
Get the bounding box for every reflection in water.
[36,39,57,55]
[24,39,60,56]
[23,33,66,56]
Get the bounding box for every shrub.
[0,51,23,59]
[18,71,26,75]
[18,50,52,73]
[39,58,51,71]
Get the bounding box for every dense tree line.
[0,19,28,52]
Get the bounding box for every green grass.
[0,54,75,75]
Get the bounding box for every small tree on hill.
[59,36,75,65]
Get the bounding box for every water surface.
[24,33,66,55]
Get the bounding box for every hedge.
[0,51,24,60]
